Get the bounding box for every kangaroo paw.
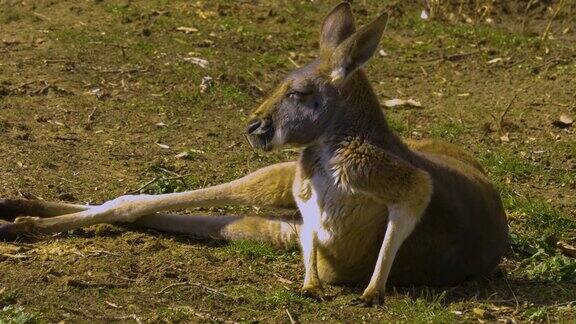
[0,217,40,241]
[0,222,22,241]
[301,285,325,301]
[0,199,28,221]
[351,290,385,307]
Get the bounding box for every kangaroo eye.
[287,91,312,100]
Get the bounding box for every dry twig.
[498,92,521,132]
[424,50,482,63]
[126,177,159,195]
[285,308,299,324]
[542,0,566,40]
[156,281,236,300]
[62,306,142,323]
[66,279,130,289]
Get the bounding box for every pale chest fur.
[293,149,387,248]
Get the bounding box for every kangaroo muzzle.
[246,118,275,151]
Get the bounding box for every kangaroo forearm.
[125,162,297,211]
[221,161,297,208]
[331,140,428,203]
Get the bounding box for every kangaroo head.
[246,2,389,151]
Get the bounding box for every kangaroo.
[0,2,508,305]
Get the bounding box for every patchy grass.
[0,0,574,322]
[0,7,25,24]
[0,290,20,308]
[400,15,542,51]
[154,306,195,323]
[481,150,538,182]
[428,122,466,141]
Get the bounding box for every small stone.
[552,114,573,128]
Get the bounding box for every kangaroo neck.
[321,71,412,159]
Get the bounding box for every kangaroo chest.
[293,150,386,247]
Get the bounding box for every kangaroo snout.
[246,118,275,151]
[246,118,272,135]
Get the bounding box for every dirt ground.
[0,0,575,322]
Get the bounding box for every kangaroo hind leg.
[135,212,301,248]
[0,199,89,221]
[0,162,297,241]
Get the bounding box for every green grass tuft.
[385,292,457,323]
[0,306,37,324]
[0,291,19,308]
[505,196,576,238]
[230,285,310,310]
[481,150,537,181]
[387,115,407,134]
[154,306,194,323]
[525,254,576,283]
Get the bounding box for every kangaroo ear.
[319,2,356,53]
[328,12,389,85]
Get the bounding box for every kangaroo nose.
[247,119,262,134]
[247,118,272,135]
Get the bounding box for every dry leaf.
[472,308,494,319]
[420,10,429,20]
[175,151,189,159]
[175,26,198,34]
[200,76,213,93]
[1,253,30,259]
[383,98,422,108]
[176,149,205,159]
[557,241,576,258]
[197,39,214,47]
[183,57,209,68]
[276,277,293,285]
[105,301,121,308]
[2,39,20,46]
[488,57,503,64]
[196,9,217,19]
[500,133,510,142]
[87,87,111,100]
